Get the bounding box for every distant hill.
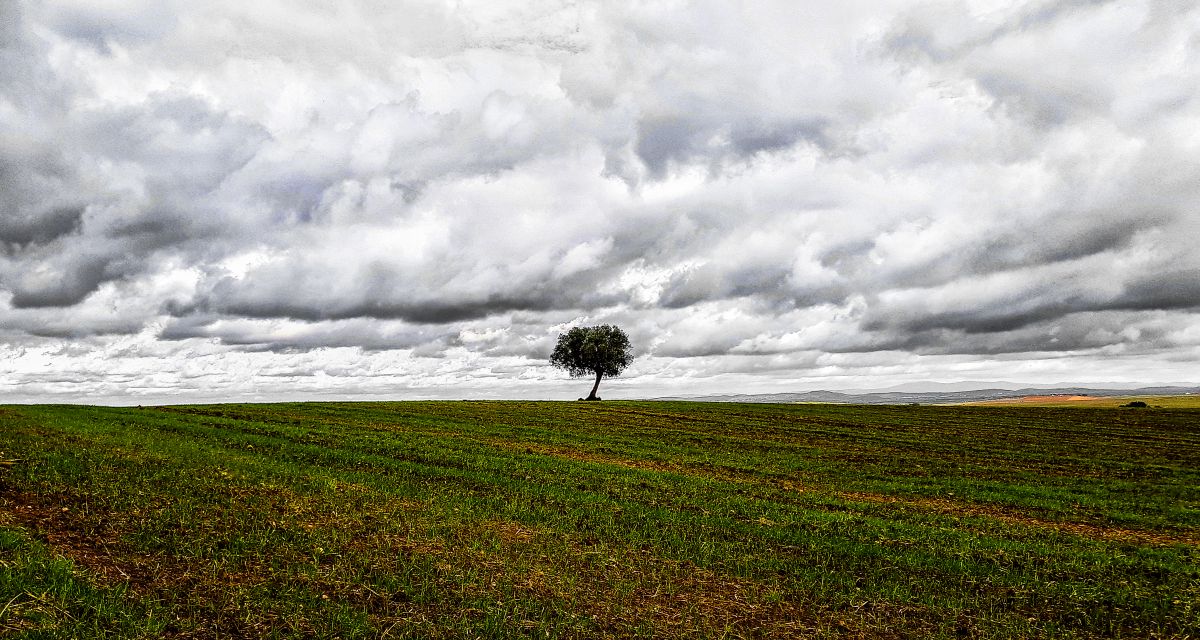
[648,386,1200,405]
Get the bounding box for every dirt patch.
[0,493,157,589]
[480,519,541,544]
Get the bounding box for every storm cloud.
[2,0,1199,402]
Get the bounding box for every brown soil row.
[838,492,1200,547]
[500,441,1199,548]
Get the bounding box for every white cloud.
[2,0,1199,402]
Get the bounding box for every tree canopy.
[549,325,633,400]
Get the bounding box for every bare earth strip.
[498,440,1199,548]
[837,492,1200,547]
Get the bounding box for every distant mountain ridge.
[649,386,1200,405]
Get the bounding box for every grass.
[0,401,1197,638]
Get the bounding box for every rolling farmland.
[1,401,1197,638]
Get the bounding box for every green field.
[1,401,1197,638]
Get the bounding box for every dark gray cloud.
[159,315,452,353]
[0,206,84,249]
[10,252,115,308]
[844,309,1187,357]
[1118,269,1200,312]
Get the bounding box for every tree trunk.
[584,370,603,401]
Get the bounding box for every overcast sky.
[2,0,1199,403]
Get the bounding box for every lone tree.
[550,325,634,401]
